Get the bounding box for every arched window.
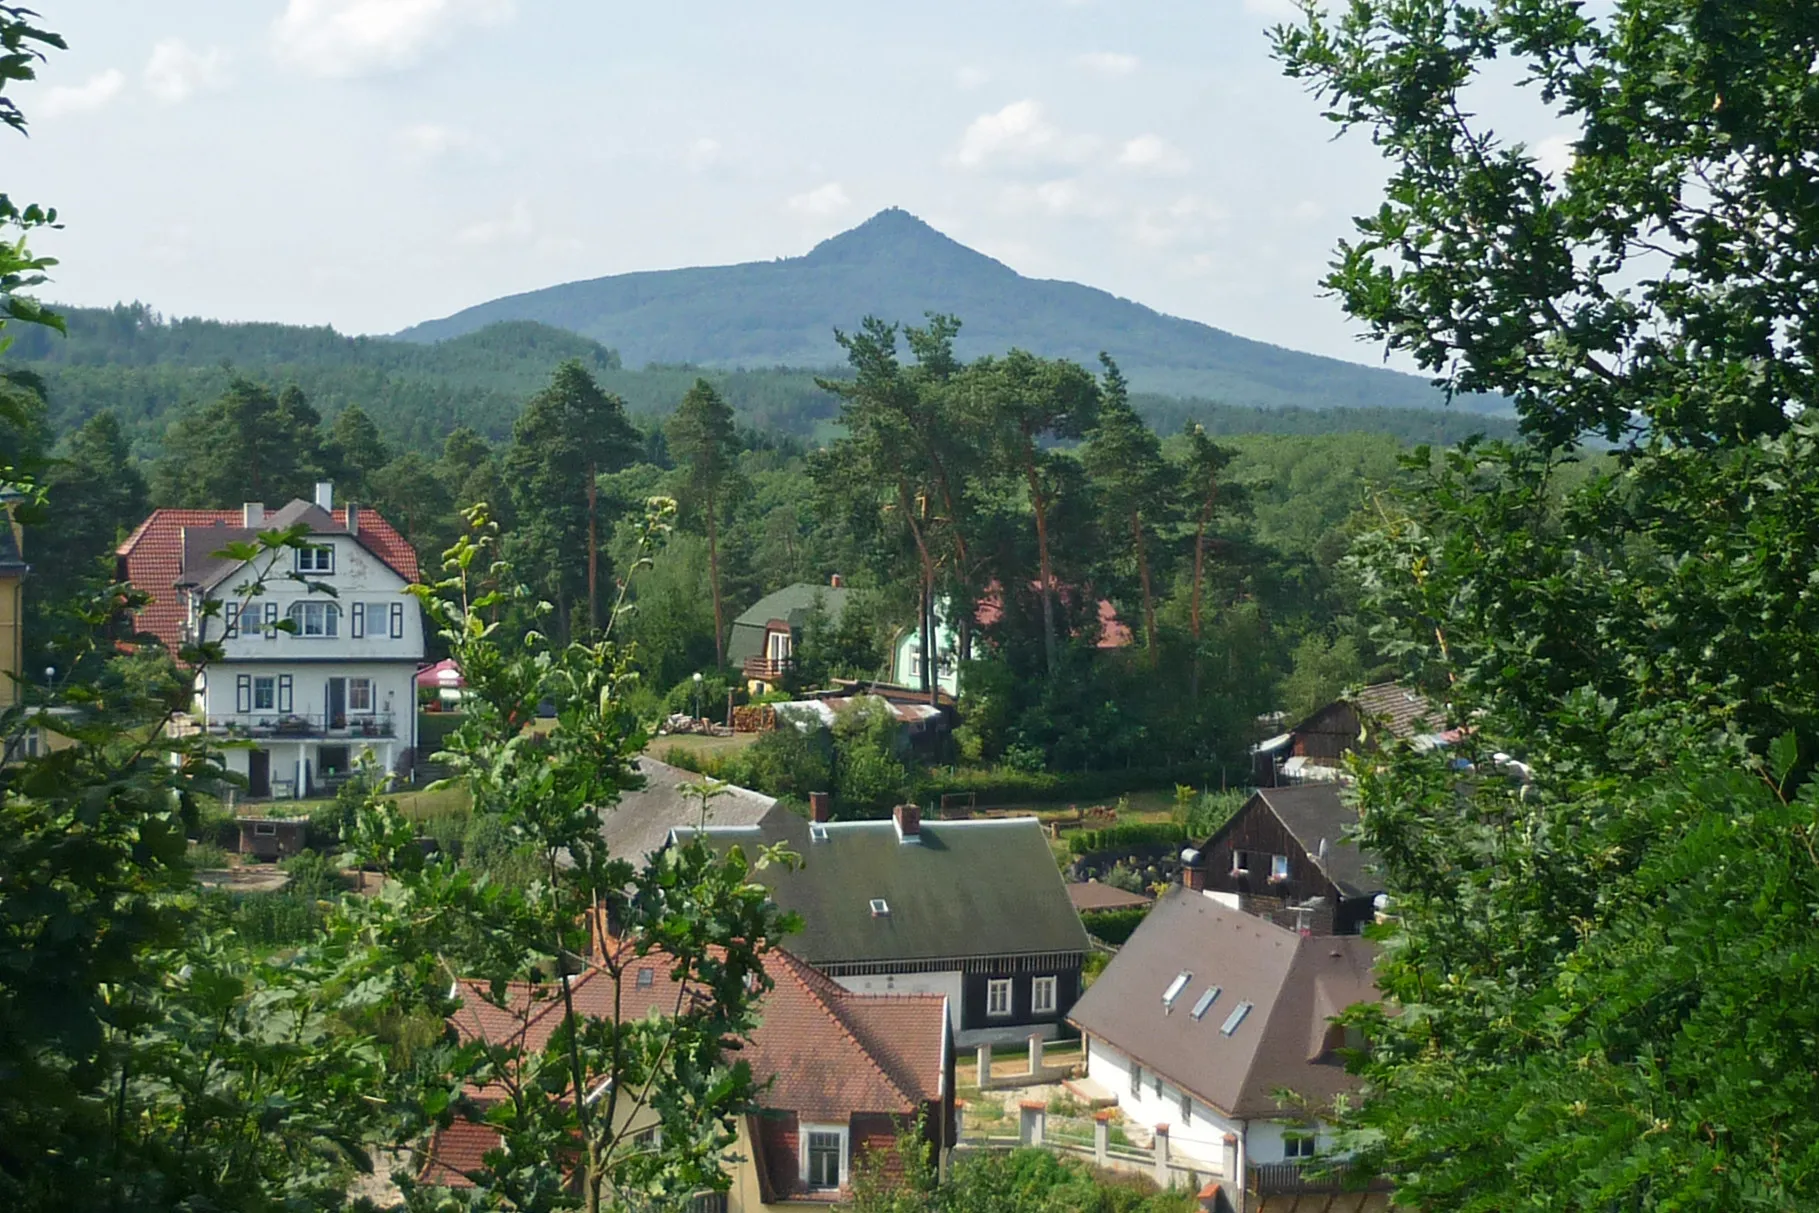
[286,601,340,638]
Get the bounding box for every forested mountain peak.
[395,210,1475,415]
[799,207,1015,277]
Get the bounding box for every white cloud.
[1116,133,1191,174]
[274,0,516,78]
[785,182,852,217]
[1132,195,1227,248]
[955,65,991,90]
[1077,52,1139,78]
[456,198,534,246]
[999,178,1115,219]
[41,69,126,117]
[955,99,1096,169]
[1533,133,1576,180]
[686,137,722,172]
[144,39,228,103]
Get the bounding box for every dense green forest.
[9,302,1514,453]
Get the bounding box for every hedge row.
[914,761,1242,808]
[1082,906,1149,946]
[1067,822,1189,857]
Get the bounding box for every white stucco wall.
[1085,1037,1238,1172]
[208,533,424,663]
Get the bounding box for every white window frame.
[348,677,374,713]
[1032,975,1057,1016]
[1283,1133,1318,1161]
[1270,853,1291,880]
[296,545,334,574]
[985,978,1013,1018]
[252,676,277,712]
[766,629,791,662]
[800,1123,848,1191]
[287,601,340,638]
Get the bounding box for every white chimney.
[314,482,333,511]
[243,502,264,527]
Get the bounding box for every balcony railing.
[742,656,791,681]
[203,713,399,740]
[1247,1161,1390,1196]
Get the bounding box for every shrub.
[1082,906,1149,946]
[1067,822,1188,857]
[280,851,346,902]
[740,725,832,801]
[188,840,231,870]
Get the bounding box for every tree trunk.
[707,490,725,668]
[586,463,599,636]
[1189,489,1215,700]
[918,577,933,698]
[1024,457,1059,678]
[1132,508,1157,664]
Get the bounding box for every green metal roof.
[693,814,1091,966]
[731,582,852,630]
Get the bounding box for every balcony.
[742,656,791,682]
[202,712,399,741]
[1247,1161,1391,1198]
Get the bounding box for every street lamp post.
[692,671,703,722]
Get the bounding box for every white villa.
[118,483,424,799]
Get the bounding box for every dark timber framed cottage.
[1193,784,1383,937]
[683,802,1091,1047]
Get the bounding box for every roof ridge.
[771,949,917,1109]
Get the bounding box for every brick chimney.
[243,502,264,527]
[809,791,831,824]
[1180,847,1206,893]
[894,802,921,842]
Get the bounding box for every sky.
[8,1,1566,368]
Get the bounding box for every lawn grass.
[647,732,759,762]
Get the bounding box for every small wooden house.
[236,816,309,861]
[1192,785,1382,936]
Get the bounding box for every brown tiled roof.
[432,946,948,1186]
[1067,889,1378,1120]
[1348,682,1440,742]
[1067,882,1154,912]
[116,503,419,652]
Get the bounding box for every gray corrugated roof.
[691,814,1090,965]
[1068,888,1378,1119]
[595,757,785,868]
[1251,784,1381,899]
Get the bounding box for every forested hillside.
[398,207,1497,412]
[10,302,1512,455]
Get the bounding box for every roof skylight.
[869,898,890,917]
[1220,1001,1254,1036]
[1162,971,1192,1009]
[1190,986,1221,1020]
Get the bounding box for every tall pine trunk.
[707,490,725,668]
[586,464,599,635]
[1132,509,1157,664]
[1024,458,1059,678]
[1189,489,1215,699]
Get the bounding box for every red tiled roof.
[419,1120,501,1187]
[432,946,947,1187]
[115,503,420,652]
[974,580,1133,649]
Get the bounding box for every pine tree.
[667,379,741,668]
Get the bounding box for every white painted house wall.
[194,529,423,797]
[833,970,965,1022]
[1085,1036,1340,1174]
